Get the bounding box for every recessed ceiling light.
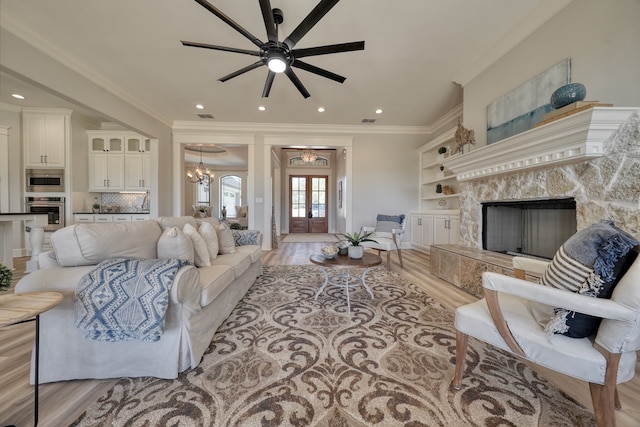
[375,109,383,114]
[11,93,25,100]
[195,104,204,110]
[258,106,266,111]
[317,107,325,113]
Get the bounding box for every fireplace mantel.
[443,107,638,181]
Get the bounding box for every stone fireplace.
[445,107,640,249]
[431,107,640,297]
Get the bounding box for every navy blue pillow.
[542,220,639,338]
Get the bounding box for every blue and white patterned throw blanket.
[74,258,185,342]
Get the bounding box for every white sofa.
[15,216,262,383]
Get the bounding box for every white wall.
[463,0,640,147]
[350,133,425,234]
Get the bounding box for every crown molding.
[0,6,171,127]
[429,104,463,133]
[172,120,431,136]
[453,0,574,87]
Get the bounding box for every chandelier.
[186,146,213,184]
[300,150,318,163]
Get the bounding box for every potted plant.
[437,146,447,160]
[338,229,377,259]
[0,262,13,292]
[92,202,101,214]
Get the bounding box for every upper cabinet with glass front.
[125,135,151,154]
[87,130,151,192]
[89,134,124,153]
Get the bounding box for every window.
[220,175,242,217]
[196,175,210,204]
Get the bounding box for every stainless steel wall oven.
[25,197,65,232]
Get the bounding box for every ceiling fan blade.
[283,0,341,50]
[292,41,365,59]
[259,0,278,42]
[285,68,311,98]
[181,41,261,56]
[219,61,264,82]
[193,0,264,48]
[291,60,346,83]
[262,71,276,98]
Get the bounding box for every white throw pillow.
[157,227,194,263]
[215,222,236,254]
[183,223,211,267]
[198,222,219,260]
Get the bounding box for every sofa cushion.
[157,227,194,263]
[183,223,210,267]
[211,252,251,278]
[539,220,638,338]
[155,216,197,231]
[235,245,263,263]
[215,222,236,255]
[51,220,161,267]
[198,222,219,260]
[198,265,235,306]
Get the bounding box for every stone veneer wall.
[459,111,640,248]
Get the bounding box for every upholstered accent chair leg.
[589,345,622,427]
[396,247,403,268]
[452,330,468,390]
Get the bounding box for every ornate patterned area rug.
[72,265,594,426]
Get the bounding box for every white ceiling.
[0,0,561,129]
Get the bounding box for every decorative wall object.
[486,58,570,144]
[454,119,476,154]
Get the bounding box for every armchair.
[452,255,640,427]
[362,214,406,270]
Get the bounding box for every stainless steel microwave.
[25,169,65,192]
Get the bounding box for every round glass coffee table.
[309,252,382,313]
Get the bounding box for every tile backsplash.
[73,192,150,213]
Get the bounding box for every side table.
[0,291,63,427]
[310,252,382,313]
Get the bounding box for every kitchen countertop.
[0,212,48,215]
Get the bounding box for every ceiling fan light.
[267,51,287,73]
[268,58,286,73]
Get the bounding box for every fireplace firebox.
[482,198,576,260]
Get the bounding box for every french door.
[289,175,328,233]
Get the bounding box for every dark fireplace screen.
[482,198,576,260]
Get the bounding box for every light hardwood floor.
[2,244,639,426]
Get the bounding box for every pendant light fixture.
[300,150,318,163]
[186,146,213,184]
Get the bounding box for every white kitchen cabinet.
[74,214,94,223]
[88,131,151,192]
[89,152,124,191]
[74,214,150,224]
[124,153,151,190]
[23,109,71,168]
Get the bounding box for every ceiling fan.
[181,0,365,98]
